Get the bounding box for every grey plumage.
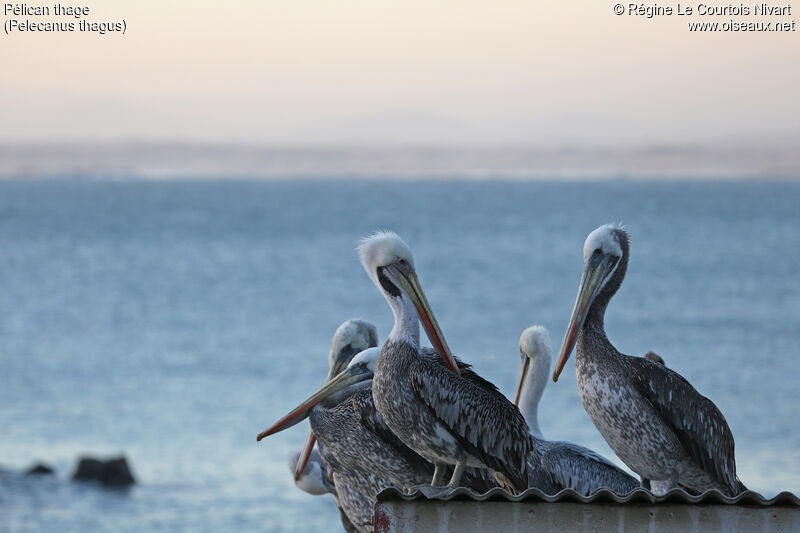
[374,339,532,492]
[311,385,495,532]
[359,231,531,493]
[635,351,709,495]
[516,326,638,496]
[328,463,381,533]
[301,347,495,532]
[334,472,376,533]
[527,439,638,496]
[626,357,746,494]
[296,372,402,531]
[265,320,497,532]
[315,429,382,533]
[310,385,434,489]
[287,442,363,532]
[310,359,497,493]
[260,319,382,533]
[558,224,745,496]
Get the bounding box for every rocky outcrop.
[25,463,55,475]
[72,456,135,487]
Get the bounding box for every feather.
[409,351,533,492]
[627,357,740,494]
[537,440,638,496]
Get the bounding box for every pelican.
[291,319,379,480]
[515,325,638,495]
[634,352,684,494]
[358,231,532,493]
[314,445,384,533]
[265,319,378,533]
[260,348,435,488]
[288,447,367,533]
[261,347,496,493]
[330,467,384,533]
[288,447,336,496]
[262,348,428,533]
[553,223,746,496]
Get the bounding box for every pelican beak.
[386,265,460,375]
[293,428,318,481]
[256,362,373,442]
[323,470,337,495]
[326,350,354,383]
[324,464,336,494]
[553,254,616,382]
[514,356,531,406]
[293,349,356,478]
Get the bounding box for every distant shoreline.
[1,142,798,180]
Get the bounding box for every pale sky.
[1,0,798,145]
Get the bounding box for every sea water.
[0,179,798,532]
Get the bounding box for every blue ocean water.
[0,179,798,532]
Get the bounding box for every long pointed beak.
[325,354,350,384]
[514,356,531,406]
[389,266,460,375]
[292,351,355,478]
[553,256,613,382]
[294,429,318,481]
[256,363,373,441]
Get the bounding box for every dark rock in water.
[73,458,104,480]
[26,463,55,475]
[72,456,135,487]
[100,457,135,486]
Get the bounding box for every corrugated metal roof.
[377,486,800,506]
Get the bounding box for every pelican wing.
[461,465,500,494]
[627,357,740,494]
[540,441,638,496]
[317,441,343,472]
[333,468,382,532]
[350,388,434,477]
[409,353,532,492]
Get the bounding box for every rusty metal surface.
[374,500,800,533]
[377,486,800,506]
[374,488,800,533]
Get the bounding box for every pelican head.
[515,326,552,404]
[553,224,630,382]
[256,347,381,442]
[288,448,336,496]
[291,328,378,483]
[358,231,459,375]
[514,326,551,439]
[328,319,379,381]
[644,351,665,365]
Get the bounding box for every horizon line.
[1,141,798,181]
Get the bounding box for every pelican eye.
[592,249,602,258]
[377,267,401,297]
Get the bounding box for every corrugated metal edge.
[377,486,800,506]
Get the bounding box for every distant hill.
[0,142,798,179]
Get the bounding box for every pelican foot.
[417,484,458,499]
[430,463,446,487]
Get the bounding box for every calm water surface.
[0,179,798,532]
